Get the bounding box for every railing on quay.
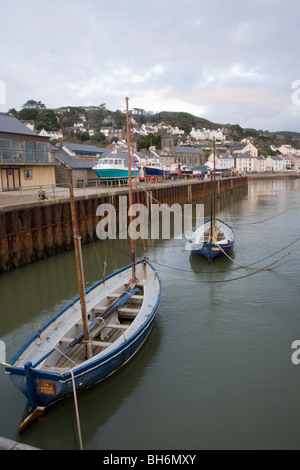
[0,173,210,207]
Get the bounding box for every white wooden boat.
[4,98,161,432]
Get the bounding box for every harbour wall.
[0,176,247,273]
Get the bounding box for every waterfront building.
[208,152,235,171]
[0,113,57,190]
[234,153,254,173]
[172,146,206,166]
[253,156,267,172]
[265,155,285,172]
[289,154,300,170]
[55,142,106,185]
[230,141,258,157]
[190,127,226,141]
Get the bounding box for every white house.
[38,128,63,140]
[253,156,266,172]
[281,155,292,169]
[290,155,300,169]
[208,152,234,171]
[265,156,284,172]
[190,127,226,141]
[234,153,254,173]
[230,142,258,157]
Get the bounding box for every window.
[36,142,47,162]
[12,140,23,161]
[25,141,34,161]
[0,139,12,161]
[25,169,33,179]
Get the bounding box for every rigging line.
[218,237,300,269]
[38,200,63,333]
[268,250,300,269]
[220,179,232,226]
[152,243,300,282]
[153,236,300,274]
[129,117,146,251]
[155,248,299,284]
[129,115,146,251]
[78,199,109,281]
[240,209,290,225]
[140,186,205,221]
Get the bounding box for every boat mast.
[68,168,93,360]
[125,97,136,283]
[210,137,216,238]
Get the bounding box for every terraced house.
[0,113,57,190]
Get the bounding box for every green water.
[0,178,300,450]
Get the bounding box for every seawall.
[0,176,247,273]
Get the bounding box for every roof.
[235,152,254,159]
[230,143,247,150]
[173,146,204,154]
[55,149,98,169]
[55,147,139,170]
[0,113,38,136]
[59,142,106,155]
[268,155,283,160]
[216,153,234,159]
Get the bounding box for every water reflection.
[1,178,300,449]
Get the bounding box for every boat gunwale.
[190,218,235,242]
[7,258,155,367]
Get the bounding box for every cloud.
[1,0,300,131]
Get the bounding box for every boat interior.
[191,220,233,245]
[42,282,145,373]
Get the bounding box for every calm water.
[0,177,300,450]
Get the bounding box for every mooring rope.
[152,242,300,283]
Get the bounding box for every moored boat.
[189,218,235,261]
[4,98,161,433]
[143,160,170,176]
[189,138,235,262]
[92,149,138,180]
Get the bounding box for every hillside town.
[1,106,300,191]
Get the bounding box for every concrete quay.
[0,436,39,450]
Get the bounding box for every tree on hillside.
[35,109,61,131]
[136,133,161,151]
[22,99,46,109]
[18,107,39,121]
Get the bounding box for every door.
[1,168,20,190]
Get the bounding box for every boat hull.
[143,166,170,176]
[5,259,161,430]
[189,219,235,262]
[93,168,137,179]
[191,239,234,261]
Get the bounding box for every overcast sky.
[1,0,300,132]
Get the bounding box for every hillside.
[8,101,300,154]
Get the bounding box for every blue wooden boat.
[5,258,161,432]
[189,218,235,261]
[4,98,161,432]
[189,138,235,262]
